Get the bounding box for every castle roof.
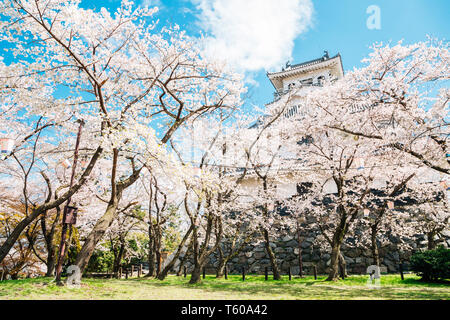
[267,53,344,90]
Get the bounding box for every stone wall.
[173,229,450,275]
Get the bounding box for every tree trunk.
[74,202,119,273]
[146,230,155,277]
[155,243,161,277]
[155,211,162,277]
[371,225,381,267]
[188,227,218,284]
[146,238,155,277]
[41,207,60,277]
[157,226,193,280]
[176,260,184,276]
[215,245,226,278]
[185,197,223,284]
[216,262,226,278]
[0,208,43,263]
[427,231,437,250]
[113,242,125,273]
[327,243,341,281]
[189,262,203,284]
[216,256,228,278]
[176,240,193,276]
[55,220,71,284]
[338,252,347,279]
[0,146,103,265]
[74,156,141,275]
[45,248,56,277]
[326,205,349,281]
[297,224,303,277]
[146,172,155,278]
[262,228,281,280]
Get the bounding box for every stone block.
[254,252,266,259]
[274,247,285,253]
[344,256,354,264]
[291,266,300,275]
[301,241,311,249]
[286,240,299,247]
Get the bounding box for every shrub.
[410,246,450,281]
[86,250,114,273]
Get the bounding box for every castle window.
[317,76,325,85]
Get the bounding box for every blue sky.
[3,0,450,110]
[89,0,449,108]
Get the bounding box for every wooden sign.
[61,159,71,169]
[64,206,78,225]
[0,138,14,154]
[363,208,370,217]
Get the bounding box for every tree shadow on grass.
[400,278,450,287]
[6,275,447,300]
[123,275,449,300]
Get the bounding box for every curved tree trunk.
[41,207,60,277]
[327,223,346,281]
[215,246,230,278]
[188,218,222,284]
[326,205,349,281]
[74,202,119,273]
[176,239,193,276]
[216,261,226,278]
[176,260,185,276]
[74,155,142,275]
[338,252,347,279]
[262,228,281,280]
[327,243,341,281]
[157,226,193,280]
[0,146,102,265]
[0,209,43,263]
[215,246,226,278]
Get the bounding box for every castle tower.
[266,51,344,116]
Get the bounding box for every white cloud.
[142,0,162,8]
[192,0,314,72]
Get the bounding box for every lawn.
[0,274,448,300]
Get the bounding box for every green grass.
[0,274,448,300]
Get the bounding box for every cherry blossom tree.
[305,39,449,175]
[0,112,101,273]
[410,189,449,250]
[272,39,449,280]
[105,206,145,275]
[234,94,298,280]
[0,0,244,280]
